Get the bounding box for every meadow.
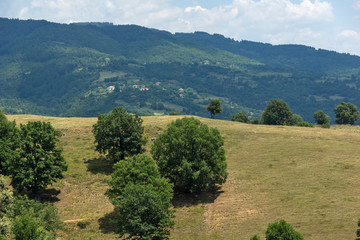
[7,114,360,239]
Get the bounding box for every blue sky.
[1,0,360,56]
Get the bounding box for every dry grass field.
[7,114,360,239]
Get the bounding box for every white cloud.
[338,30,360,40]
[354,1,360,10]
[185,6,206,13]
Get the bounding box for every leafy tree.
[151,117,228,193]
[0,175,13,238]
[356,218,360,240]
[0,110,18,175]
[313,110,330,125]
[265,220,303,240]
[231,112,250,123]
[106,154,173,202]
[112,184,175,240]
[261,99,293,125]
[7,121,67,194]
[207,99,222,119]
[92,106,146,162]
[334,102,360,125]
[11,196,60,240]
[107,154,174,239]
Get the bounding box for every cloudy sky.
[1,0,360,56]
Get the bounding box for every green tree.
[355,218,360,240]
[0,110,18,176]
[92,106,146,162]
[334,101,360,125]
[313,110,330,125]
[265,220,303,240]
[231,112,250,123]
[106,154,173,202]
[207,99,222,119]
[261,99,293,125]
[0,175,13,238]
[151,117,228,193]
[11,196,60,240]
[7,121,67,194]
[112,184,174,240]
[107,154,174,239]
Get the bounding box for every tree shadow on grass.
[172,189,224,208]
[17,188,61,203]
[85,156,114,175]
[98,211,118,234]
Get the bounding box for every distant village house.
[106,85,115,91]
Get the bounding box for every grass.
[7,114,360,239]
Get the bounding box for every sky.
[1,0,360,56]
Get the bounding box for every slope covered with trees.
[1,18,360,122]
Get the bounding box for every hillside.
[6,114,360,239]
[1,18,360,122]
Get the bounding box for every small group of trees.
[233,98,360,128]
[0,110,65,239]
[93,107,228,239]
[0,177,60,240]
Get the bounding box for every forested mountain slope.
[1,18,360,121]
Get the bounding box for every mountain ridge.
[1,18,360,122]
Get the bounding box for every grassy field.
[7,114,360,239]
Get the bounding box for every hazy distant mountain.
[1,18,360,122]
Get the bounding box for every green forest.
[1,18,360,122]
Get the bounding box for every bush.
[296,121,314,127]
[290,114,303,126]
[11,196,60,240]
[265,220,303,240]
[0,175,13,238]
[231,112,250,123]
[261,99,293,125]
[169,112,180,115]
[250,234,261,240]
[313,110,330,125]
[250,118,259,124]
[151,117,227,193]
[77,221,90,229]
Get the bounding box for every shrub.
[231,112,250,123]
[265,220,303,240]
[296,121,314,127]
[313,110,330,125]
[77,221,90,229]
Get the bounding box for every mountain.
[1,18,360,122]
